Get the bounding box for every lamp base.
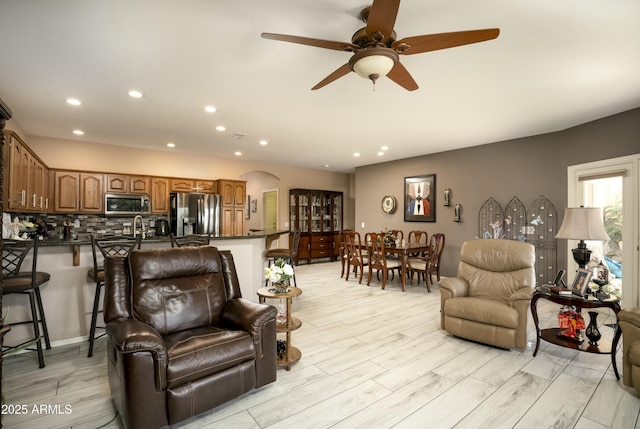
[572,240,591,269]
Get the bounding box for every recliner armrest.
[221,298,277,358]
[439,277,469,297]
[106,318,168,389]
[619,308,640,329]
[508,287,533,305]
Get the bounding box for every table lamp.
[555,207,610,269]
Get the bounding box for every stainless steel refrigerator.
[169,193,221,237]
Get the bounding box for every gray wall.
[355,108,640,278]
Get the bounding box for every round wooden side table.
[257,286,302,371]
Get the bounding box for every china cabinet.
[289,189,343,263]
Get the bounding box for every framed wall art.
[404,174,436,222]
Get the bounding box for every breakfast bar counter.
[3,229,289,348]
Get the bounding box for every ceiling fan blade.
[261,33,357,52]
[311,64,352,90]
[386,62,419,91]
[393,28,500,55]
[366,0,401,40]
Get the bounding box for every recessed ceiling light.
[128,90,143,98]
[66,98,81,106]
[323,164,330,168]
[377,151,385,156]
[73,129,84,135]
[204,105,216,113]
[216,125,226,131]
[167,142,175,148]
[259,140,268,146]
[234,151,242,156]
[353,152,360,157]
[381,145,389,151]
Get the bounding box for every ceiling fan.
[261,0,499,91]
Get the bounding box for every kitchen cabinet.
[170,178,215,193]
[53,171,104,213]
[3,131,49,212]
[106,174,150,195]
[150,177,170,213]
[216,179,246,235]
[289,189,343,263]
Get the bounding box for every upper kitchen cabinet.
[150,177,170,213]
[106,174,150,195]
[216,179,246,235]
[170,178,215,193]
[3,131,49,212]
[53,171,104,213]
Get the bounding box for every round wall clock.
[381,195,397,214]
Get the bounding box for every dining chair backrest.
[2,239,37,280]
[289,229,301,260]
[390,230,404,243]
[366,232,386,269]
[344,231,364,262]
[407,230,428,256]
[428,233,445,271]
[408,230,428,246]
[170,233,211,248]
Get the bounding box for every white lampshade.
[349,48,398,82]
[556,207,609,241]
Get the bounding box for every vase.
[585,311,602,345]
[273,281,289,294]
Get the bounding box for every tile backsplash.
[10,212,168,237]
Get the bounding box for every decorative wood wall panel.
[477,195,558,285]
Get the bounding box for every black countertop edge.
[35,229,290,247]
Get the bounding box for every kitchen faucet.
[133,215,146,239]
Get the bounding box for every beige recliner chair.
[439,239,535,350]
[618,308,640,393]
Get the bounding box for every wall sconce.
[454,203,461,222]
[444,188,451,206]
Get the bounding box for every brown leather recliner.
[439,239,535,350]
[104,246,277,429]
[618,307,640,393]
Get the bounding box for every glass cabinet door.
[333,194,342,231]
[311,192,321,233]
[298,193,308,233]
[289,193,297,229]
[323,193,332,232]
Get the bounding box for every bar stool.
[87,235,141,357]
[2,238,51,368]
[264,229,301,287]
[170,233,210,247]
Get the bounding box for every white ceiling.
[1,0,639,173]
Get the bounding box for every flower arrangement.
[265,258,294,293]
[381,228,396,247]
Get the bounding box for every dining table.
[358,241,431,292]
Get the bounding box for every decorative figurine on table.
[558,305,585,342]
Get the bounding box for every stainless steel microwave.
[105,193,150,216]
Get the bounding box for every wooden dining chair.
[344,231,368,284]
[366,232,402,289]
[339,229,352,278]
[406,230,428,284]
[425,233,445,288]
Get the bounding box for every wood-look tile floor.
[3,261,639,429]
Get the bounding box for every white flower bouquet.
[265,258,294,293]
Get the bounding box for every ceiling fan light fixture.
[349,48,398,83]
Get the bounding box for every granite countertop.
[37,229,290,247]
